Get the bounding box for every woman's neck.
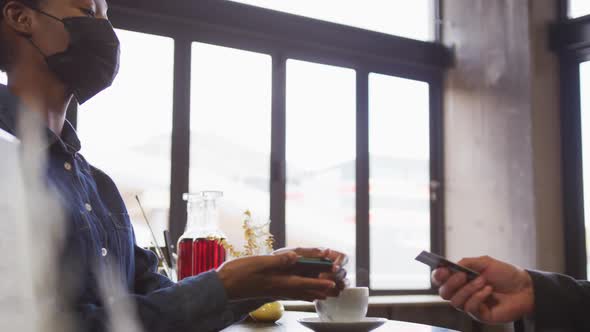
[7,63,72,136]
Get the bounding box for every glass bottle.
[176,191,227,281]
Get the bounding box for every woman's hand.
[274,247,349,295]
[216,251,338,302]
[432,256,535,324]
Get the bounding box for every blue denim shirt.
[0,84,263,332]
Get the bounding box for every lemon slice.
[249,302,285,323]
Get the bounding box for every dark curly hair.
[0,0,42,72]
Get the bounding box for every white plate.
[297,317,387,332]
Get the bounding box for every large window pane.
[369,73,431,290]
[570,0,590,18]
[190,43,272,248]
[230,0,434,41]
[286,59,356,283]
[581,61,590,277]
[78,30,174,247]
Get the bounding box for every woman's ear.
[3,1,35,37]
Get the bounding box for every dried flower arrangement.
[214,210,275,258]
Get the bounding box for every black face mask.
[27,9,121,104]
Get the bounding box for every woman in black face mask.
[0,1,348,331]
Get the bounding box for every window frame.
[552,1,590,280]
[98,0,450,294]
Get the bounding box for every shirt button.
[64,162,72,171]
[85,203,92,212]
[101,248,108,257]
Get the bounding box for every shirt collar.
[50,120,81,153]
[0,84,81,153]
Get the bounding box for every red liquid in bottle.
[177,238,194,281]
[192,238,226,275]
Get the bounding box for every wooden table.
[223,311,459,331]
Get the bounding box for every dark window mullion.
[356,70,370,288]
[270,55,287,248]
[559,0,569,20]
[169,39,192,245]
[434,0,443,43]
[561,54,587,279]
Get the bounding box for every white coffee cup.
[314,287,369,322]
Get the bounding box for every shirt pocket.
[75,210,92,232]
[109,212,133,232]
[79,211,103,256]
[108,212,134,274]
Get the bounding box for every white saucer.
[297,317,387,332]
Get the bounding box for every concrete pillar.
[529,0,564,273]
[442,0,564,274]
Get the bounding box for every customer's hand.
[217,251,337,302]
[274,247,349,296]
[432,256,535,324]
